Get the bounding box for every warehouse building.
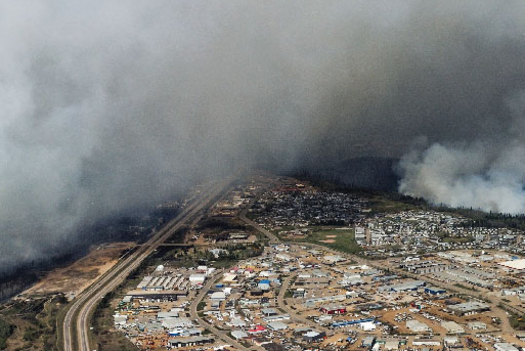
[406,320,431,333]
[424,286,446,295]
[302,330,326,343]
[494,343,520,351]
[378,280,426,293]
[449,301,490,316]
[441,321,465,334]
[319,304,346,315]
[400,260,449,274]
[468,321,487,330]
[499,259,525,273]
[168,336,214,348]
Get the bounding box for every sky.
[1,0,525,272]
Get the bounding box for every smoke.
[1,0,525,271]
[398,92,525,214]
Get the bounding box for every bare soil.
[21,242,135,299]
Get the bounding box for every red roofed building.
[248,325,266,334]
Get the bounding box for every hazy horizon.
[2,0,525,273]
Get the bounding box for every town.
[103,173,525,350]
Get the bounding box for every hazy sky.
[1,1,525,271]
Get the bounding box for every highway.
[62,174,524,350]
[62,176,235,351]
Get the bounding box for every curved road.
[239,210,279,244]
[239,207,522,338]
[188,271,261,351]
[63,177,235,351]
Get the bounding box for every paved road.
[239,211,279,244]
[240,207,522,337]
[276,273,331,334]
[63,177,235,351]
[303,242,519,335]
[188,271,261,350]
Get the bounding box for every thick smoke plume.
[1,0,525,272]
[399,92,525,214]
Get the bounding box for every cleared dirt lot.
[21,242,135,298]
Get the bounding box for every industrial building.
[406,320,431,333]
[319,304,346,315]
[378,280,426,292]
[441,321,465,334]
[448,301,490,316]
[168,336,215,348]
[400,260,449,274]
[424,286,446,295]
[499,259,525,273]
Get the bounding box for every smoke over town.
[1,0,525,272]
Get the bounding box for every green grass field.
[277,226,362,254]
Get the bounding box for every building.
[360,321,376,331]
[168,336,214,348]
[231,330,248,340]
[210,291,226,300]
[302,331,326,343]
[261,308,278,316]
[384,340,400,350]
[168,328,202,337]
[251,289,264,296]
[267,321,288,331]
[362,336,376,348]
[125,290,188,301]
[189,274,206,285]
[263,314,290,323]
[331,318,375,328]
[355,227,366,245]
[323,255,346,265]
[158,311,179,319]
[448,301,490,316]
[501,286,525,296]
[248,325,266,334]
[467,321,487,330]
[293,288,305,298]
[412,339,441,347]
[444,336,459,346]
[258,279,271,290]
[424,286,446,295]
[494,343,520,351]
[441,321,465,334]
[378,280,425,293]
[230,317,247,328]
[401,260,448,274]
[161,317,193,329]
[406,320,430,333]
[499,259,525,272]
[229,232,249,240]
[222,273,237,284]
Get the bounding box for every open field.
[21,242,136,299]
[277,226,362,254]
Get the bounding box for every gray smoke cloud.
[399,91,525,214]
[1,0,525,271]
